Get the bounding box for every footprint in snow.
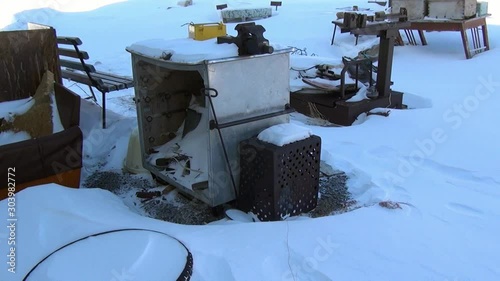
[424,159,500,185]
[366,145,399,159]
[445,202,483,217]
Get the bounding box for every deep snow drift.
[1,0,500,280]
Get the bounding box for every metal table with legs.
[331,20,360,45]
[405,16,490,59]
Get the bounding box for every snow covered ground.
[1,0,500,280]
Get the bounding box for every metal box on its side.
[389,0,425,20]
[427,0,477,19]
[477,1,488,17]
[126,48,292,207]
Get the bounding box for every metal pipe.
[211,106,295,130]
[202,88,238,198]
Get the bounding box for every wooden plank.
[93,71,133,81]
[0,29,61,102]
[103,84,121,93]
[60,59,96,72]
[409,21,462,31]
[61,69,104,88]
[98,78,129,91]
[58,47,89,60]
[97,77,124,87]
[57,36,82,46]
[62,70,132,93]
[463,16,486,29]
[91,72,133,84]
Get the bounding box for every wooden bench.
[57,36,134,128]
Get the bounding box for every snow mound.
[258,123,312,146]
[127,38,238,63]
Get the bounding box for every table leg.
[403,29,411,45]
[409,30,418,45]
[470,28,478,50]
[331,25,337,45]
[395,31,404,46]
[460,24,471,59]
[482,22,490,51]
[418,30,427,45]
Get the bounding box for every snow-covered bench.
[57,36,134,128]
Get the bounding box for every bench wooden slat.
[57,37,82,46]
[91,72,133,84]
[62,69,132,91]
[61,69,105,87]
[99,82,131,91]
[101,84,123,92]
[58,47,89,60]
[97,77,126,87]
[98,81,129,92]
[60,59,96,73]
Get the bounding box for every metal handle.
[210,105,294,130]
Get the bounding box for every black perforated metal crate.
[238,135,321,221]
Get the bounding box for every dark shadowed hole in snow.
[83,168,352,224]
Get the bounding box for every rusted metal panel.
[0,28,61,102]
[238,135,321,221]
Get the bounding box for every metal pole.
[376,29,396,97]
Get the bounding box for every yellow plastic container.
[188,22,226,41]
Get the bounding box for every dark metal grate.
[238,135,321,221]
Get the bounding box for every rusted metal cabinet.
[427,0,477,19]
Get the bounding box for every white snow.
[0,97,34,120]
[0,91,68,145]
[127,38,239,63]
[346,84,368,102]
[1,0,500,281]
[27,229,188,281]
[127,38,289,63]
[258,123,312,146]
[0,131,31,146]
[51,94,64,133]
[0,97,34,145]
[225,209,255,223]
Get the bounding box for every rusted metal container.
[427,0,477,19]
[389,0,425,20]
[238,135,321,221]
